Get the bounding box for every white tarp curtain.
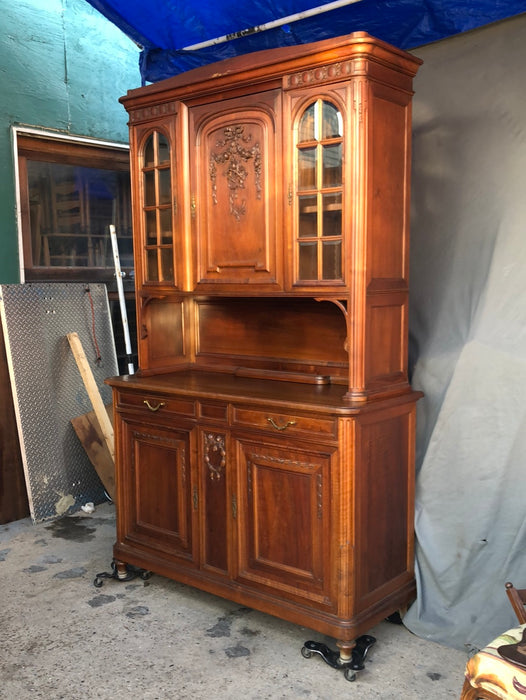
[404,13,526,651]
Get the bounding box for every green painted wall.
[0,0,141,282]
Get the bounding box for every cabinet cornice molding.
[129,101,178,124]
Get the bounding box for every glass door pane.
[141,130,174,284]
[295,99,343,283]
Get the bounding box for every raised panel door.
[234,435,335,610]
[190,91,282,289]
[117,415,197,564]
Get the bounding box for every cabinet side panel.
[365,293,407,389]
[354,406,413,605]
[367,84,412,284]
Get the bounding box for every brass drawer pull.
[143,400,166,412]
[267,417,296,431]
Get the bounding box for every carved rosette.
[204,432,226,481]
[209,125,261,222]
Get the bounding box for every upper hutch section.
[121,33,421,400]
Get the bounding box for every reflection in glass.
[298,195,318,237]
[144,135,155,168]
[159,168,171,204]
[158,133,170,164]
[322,144,342,187]
[146,249,159,281]
[160,247,174,281]
[144,170,155,207]
[297,147,316,190]
[145,210,157,242]
[322,193,342,236]
[322,102,343,139]
[26,160,132,269]
[298,242,317,280]
[160,208,172,243]
[322,240,342,280]
[298,103,316,143]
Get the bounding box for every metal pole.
[182,0,363,50]
[109,224,135,375]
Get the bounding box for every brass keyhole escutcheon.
[143,400,166,412]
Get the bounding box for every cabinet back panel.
[196,298,348,373]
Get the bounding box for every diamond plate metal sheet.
[0,283,118,522]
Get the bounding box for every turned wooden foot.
[114,560,129,580]
[336,639,356,664]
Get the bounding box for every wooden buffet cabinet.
[106,32,422,678]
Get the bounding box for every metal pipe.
[182,0,363,50]
[109,224,135,375]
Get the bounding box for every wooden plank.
[71,405,115,501]
[67,331,115,460]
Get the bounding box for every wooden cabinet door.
[129,114,184,290]
[118,416,197,564]
[284,87,348,293]
[234,436,335,610]
[190,91,282,290]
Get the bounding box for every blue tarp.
[85,0,526,83]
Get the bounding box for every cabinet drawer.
[231,406,337,439]
[199,402,228,422]
[116,391,196,418]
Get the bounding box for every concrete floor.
[1,502,468,699]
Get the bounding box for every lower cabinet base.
[110,539,416,638]
[95,547,415,682]
[106,373,420,682]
